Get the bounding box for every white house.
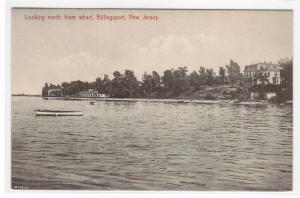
[244,63,282,86]
[77,89,109,98]
[47,88,63,97]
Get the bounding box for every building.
[264,92,277,100]
[250,91,277,100]
[47,88,63,97]
[77,89,109,98]
[244,63,282,86]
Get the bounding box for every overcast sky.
[12,9,293,94]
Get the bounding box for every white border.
[2,0,300,198]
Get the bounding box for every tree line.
[42,58,293,99]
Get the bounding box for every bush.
[204,94,215,100]
[269,96,278,103]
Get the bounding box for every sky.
[11,9,293,94]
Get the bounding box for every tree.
[113,71,122,79]
[206,68,214,86]
[42,87,47,97]
[199,67,206,85]
[226,60,241,86]
[170,67,189,95]
[279,57,293,99]
[162,69,174,91]
[111,71,126,97]
[219,66,226,85]
[188,71,200,90]
[95,77,104,92]
[61,82,72,96]
[42,82,49,97]
[142,72,155,95]
[45,83,49,89]
[123,70,139,97]
[103,74,111,94]
[255,72,269,85]
[152,71,161,89]
[279,57,293,87]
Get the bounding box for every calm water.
[11,96,293,190]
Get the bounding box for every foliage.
[41,57,292,101]
[254,72,269,85]
[218,66,226,85]
[279,57,293,99]
[188,71,200,90]
[42,66,228,98]
[226,60,242,86]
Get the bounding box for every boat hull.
[35,110,83,116]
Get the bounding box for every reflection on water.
[11,97,293,190]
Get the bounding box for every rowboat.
[35,110,83,116]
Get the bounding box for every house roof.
[244,63,282,72]
[47,88,62,94]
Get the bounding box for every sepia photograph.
[11,8,293,191]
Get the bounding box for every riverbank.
[41,96,293,106]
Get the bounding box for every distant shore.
[12,94,41,97]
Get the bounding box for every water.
[11,96,293,190]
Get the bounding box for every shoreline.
[12,95,293,105]
[42,96,292,105]
[12,94,41,97]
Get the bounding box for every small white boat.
[90,101,96,105]
[35,110,83,116]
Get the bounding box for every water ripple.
[11,97,293,190]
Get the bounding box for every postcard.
[11,8,293,191]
